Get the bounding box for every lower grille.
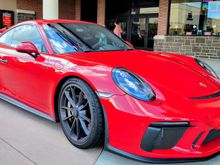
[203,129,220,145]
[141,122,189,152]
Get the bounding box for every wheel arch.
[53,74,108,147]
[53,74,99,121]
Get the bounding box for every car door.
[0,24,51,114]
[0,28,14,92]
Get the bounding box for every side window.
[11,24,47,53]
[0,29,15,46]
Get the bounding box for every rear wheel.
[58,78,103,148]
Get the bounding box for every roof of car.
[17,19,95,26]
[1,19,99,35]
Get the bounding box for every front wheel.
[58,78,103,148]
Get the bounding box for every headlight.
[195,59,219,79]
[112,68,155,101]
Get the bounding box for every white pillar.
[43,0,59,19]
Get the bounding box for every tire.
[58,78,103,149]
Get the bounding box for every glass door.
[129,14,158,50]
[130,17,146,48]
[146,16,158,50]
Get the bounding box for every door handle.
[0,59,8,63]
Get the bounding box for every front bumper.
[99,93,220,162]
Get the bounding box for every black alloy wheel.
[58,78,103,148]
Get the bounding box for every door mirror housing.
[16,42,39,58]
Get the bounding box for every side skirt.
[0,93,54,121]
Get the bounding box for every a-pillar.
[97,0,105,26]
[43,0,59,19]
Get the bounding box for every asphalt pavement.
[0,58,219,165]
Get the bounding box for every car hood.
[66,50,220,98]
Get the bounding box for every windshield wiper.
[124,48,134,51]
[86,48,135,52]
[84,50,95,53]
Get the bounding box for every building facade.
[0,0,220,59]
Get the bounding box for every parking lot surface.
[0,100,102,165]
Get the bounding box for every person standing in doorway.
[113,19,123,38]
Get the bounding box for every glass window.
[62,23,132,51]
[43,24,78,54]
[169,0,220,36]
[44,23,132,53]
[131,0,159,15]
[0,29,14,46]
[207,0,220,35]
[11,24,47,52]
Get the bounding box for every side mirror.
[125,41,134,48]
[16,42,39,58]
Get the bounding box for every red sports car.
[0,20,220,163]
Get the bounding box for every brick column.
[59,0,75,19]
[158,0,169,35]
[17,0,42,19]
[97,0,105,26]
[74,0,81,20]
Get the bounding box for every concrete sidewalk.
[202,58,220,77]
[0,100,102,165]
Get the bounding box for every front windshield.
[43,23,133,54]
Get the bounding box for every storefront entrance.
[107,14,158,50]
[129,15,158,50]
[105,0,159,50]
